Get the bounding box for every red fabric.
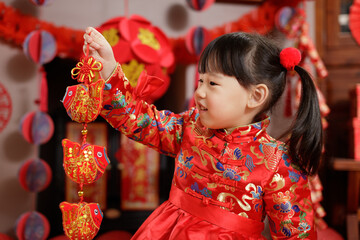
[169,185,265,238]
[99,65,317,239]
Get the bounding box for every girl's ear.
[247,84,269,109]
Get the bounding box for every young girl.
[84,27,322,239]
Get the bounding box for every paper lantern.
[19,111,54,145]
[18,158,52,192]
[185,26,211,57]
[98,15,175,103]
[186,0,215,11]
[29,0,54,6]
[97,230,132,240]
[15,211,50,240]
[23,30,57,64]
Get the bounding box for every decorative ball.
[185,26,211,57]
[15,211,50,240]
[97,230,132,240]
[280,47,301,70]
[23,30,57,64]
[18,158,52,192]
[19,111,54,145]
[186,0,215,11]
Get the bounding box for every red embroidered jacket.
[100,64,316,239]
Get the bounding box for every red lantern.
[186,0,215,11]
[23,30,57,64]
[97,15,175,103]
[18,158,52,192]
[19,111,54,145]
[15,211,50,240]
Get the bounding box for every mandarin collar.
[211,117,270,143]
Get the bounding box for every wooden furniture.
[332,158,360,240]
[316,1,360,237]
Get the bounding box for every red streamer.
[0,1,303,63]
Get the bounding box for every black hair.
[198,32,322,176]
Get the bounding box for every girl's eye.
[209,81,217,86]
[198,79,203,83]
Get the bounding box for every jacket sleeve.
[263,147,317,239]
[99,63,193,157]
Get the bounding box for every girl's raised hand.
[83,27,117,80]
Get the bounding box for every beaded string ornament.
[59,44,109,240]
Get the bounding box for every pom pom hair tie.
[280,47,301,71]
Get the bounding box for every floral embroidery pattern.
[223,168,241,181]
[191,182,212,198]
[178,149,194,170]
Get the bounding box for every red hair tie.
[280,47,301,71]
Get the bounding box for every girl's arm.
[263,148,317,239]
[100,64,193,157]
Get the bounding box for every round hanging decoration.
[185,26,211,57]
[350,0,360,45]
[18,158,52,192]
[0,233,15,240]
[97,15,175,103]
[15,211,50,240]
[19,110,54,145]
[0,82,12,133]
[97,230,133,240]
[275,6,304,38]
[186,0,215,11]
[23,30,57,64]
[29,0,54,6]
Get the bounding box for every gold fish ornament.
[60,47,108,240]
[62,80,105,123]
[62,139,109,184]
[59,201,103,240]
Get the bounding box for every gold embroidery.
[265,173,285,191]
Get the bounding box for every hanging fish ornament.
[62,139,109,184]
[62,80,105,123]
[59,202,103,240]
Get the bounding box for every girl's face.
[194,72,252,131]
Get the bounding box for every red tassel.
[39,67,48,112]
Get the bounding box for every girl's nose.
[195,85,206,99]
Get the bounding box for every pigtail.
[288,65,323,175]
